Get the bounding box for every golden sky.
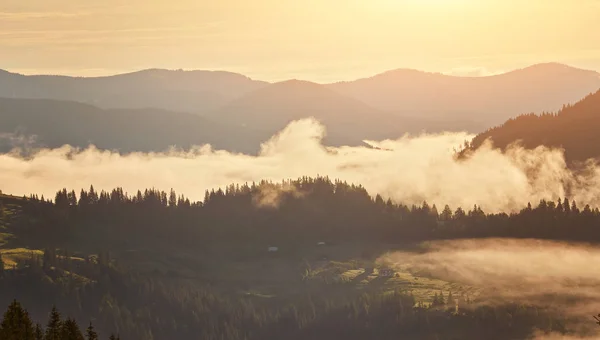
[1,0,599,81]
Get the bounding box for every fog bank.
[378,238,600,338]
[2,118,600,212]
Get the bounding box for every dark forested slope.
[467,90,600,163]
[1,178,598,339]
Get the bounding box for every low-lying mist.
[378,238,600,338]
[2,118,600,212]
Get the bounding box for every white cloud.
[1,118,599,212]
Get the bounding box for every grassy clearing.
[0,248,43,268]
[312,259,464,302]
[111,241,482,307]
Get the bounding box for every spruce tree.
[86,322,98,340]
[44,306,62,340]
[0,299,35,340]
[447,291,454,306]
[431,293,439,307]
[34,323,44,340]
[60,318,84,340]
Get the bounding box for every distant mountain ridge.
[209,79,487,146]
[0,68,268,113]
[1,63,599,146]
[326,63,600,128]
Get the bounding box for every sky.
[1,0,600,82]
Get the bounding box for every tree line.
[16,176,600,247]
[0,300,119,340]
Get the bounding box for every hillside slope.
[467,89,600,163]
[0,97,267,154]
[210,80,485,146]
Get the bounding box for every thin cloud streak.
[0,11,91,19]
[444,66,504,77]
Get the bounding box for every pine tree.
[168,189,177,208]
[0,300,35,340]
[430,204,439,218]
[67,190,78,207]
[563,198,571,214]
[439,205,453,221]
[44,306,62,340]
[571,200,580,214]
[35,323,44,340]
[446,291,454,306]
[60,318,84,340]
[431,292,440,307]
[85,322,98,340]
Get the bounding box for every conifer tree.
[563,198,571,214]
[85,322,98,340]
[34,323,44,340]
[168,189,177,208]
[440,205,453,221]
[44,306,62,340]
[60,318,84,340]
[0,299,35,340]
[571,200,580,214]
[431,293,440,307]
[447,291,454,306]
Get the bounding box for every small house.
[267,246,279,252]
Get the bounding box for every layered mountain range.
[1,63,599,154]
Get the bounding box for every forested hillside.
[1,178,599,339]
[467,90,600,163]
